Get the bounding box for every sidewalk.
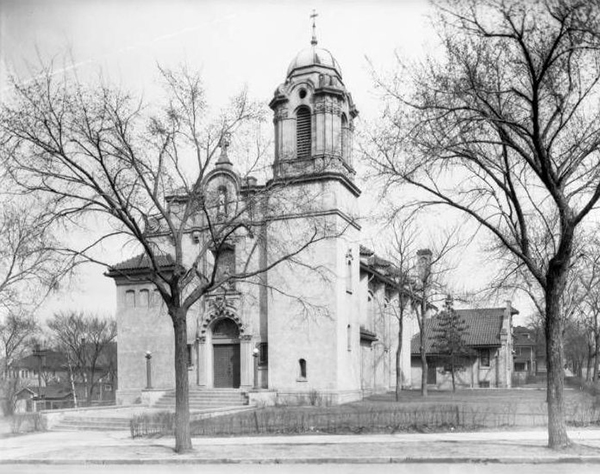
[1,428,600,464]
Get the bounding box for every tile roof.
[359,245,374,256]
[513,329,536,347]
[19,384,73,399]
[107,253,175,274]
[13,350,67,370]
[411,307,508,354]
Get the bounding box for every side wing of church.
[107,32,419,406]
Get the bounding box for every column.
[198,337,207,387]
[240,335,253,388]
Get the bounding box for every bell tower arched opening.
[296,106,312,160]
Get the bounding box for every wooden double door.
[213,343,240,388]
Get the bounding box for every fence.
[186,402,600,437]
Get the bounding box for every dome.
[286,44,342,79]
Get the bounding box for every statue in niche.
[217,185,228,219]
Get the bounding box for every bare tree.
[367,0,600,448]
[0,64,342,451]
[47,311,116,406]
[0,311,38,414]
[384,219,418,401]
[0,311,38,376]
[576,241,600,382]
[0,199,67,314]
[382,214,461,398]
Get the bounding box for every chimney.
[416,248,432,282]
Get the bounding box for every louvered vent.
[296,107,311,159]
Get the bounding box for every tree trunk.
[420,287,428,397]
[451,363,456,393]
[586,343,593,382]
[86,370,93,405]
[593,320,599,383]
[396,332,402,401]
[594,331,599,383]
[172,308,192,453]
[545,281,571,448]
[68,360,78,408]
[396,301,404,401]
[420,345,428,396]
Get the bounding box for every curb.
[3,456,600,465]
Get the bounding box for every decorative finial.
[310,9,318,46]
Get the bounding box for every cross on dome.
[310,9,318,45]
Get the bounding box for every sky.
[0,0,529,322]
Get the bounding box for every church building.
[107,26,419,407]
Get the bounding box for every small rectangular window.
[187,344,193,367]
[480,349,490,367]
[345,259,353,293]
[347,324,352,351]
[258,343,268,366]
[298,358,307,380]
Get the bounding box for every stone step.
[151,389,249,409]
[54,424,130,431]
[156,397,247,403]
[154,403,248,408]
[60,416,133,423]
[56,420,131,428]
[53,421,131,431]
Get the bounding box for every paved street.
[1,427,600,466]
[2,464,600,474]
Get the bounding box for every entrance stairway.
[51,389,251,431]
[53,413,132,431]
[152,388,250,410]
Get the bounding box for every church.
[107,26,420,407]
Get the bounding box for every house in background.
[512,326,538,383]
[15,385,74,413]
[6,343,117,411]
[8,350,69,387]
[410,302,517,390]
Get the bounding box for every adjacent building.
[410,303,517,389]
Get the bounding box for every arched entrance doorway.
[211,318,241,388]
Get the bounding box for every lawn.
[188,388,600,437]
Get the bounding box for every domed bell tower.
[265,13,363,404]
[269,14,358,187]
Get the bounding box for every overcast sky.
[0,0,528,322]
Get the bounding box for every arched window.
[212,318,240,339]
[298,358,307,380]
[139,289,149,307]
[296,107,311,159]
[345,257,353,293]
[347,324,352,351]
[341,113,349,160]
[367,291,375,323]
[126,290,136,308]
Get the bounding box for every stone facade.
[108,34,420,406]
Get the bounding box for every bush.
[10,413,46,434]
[130,411,175,438]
